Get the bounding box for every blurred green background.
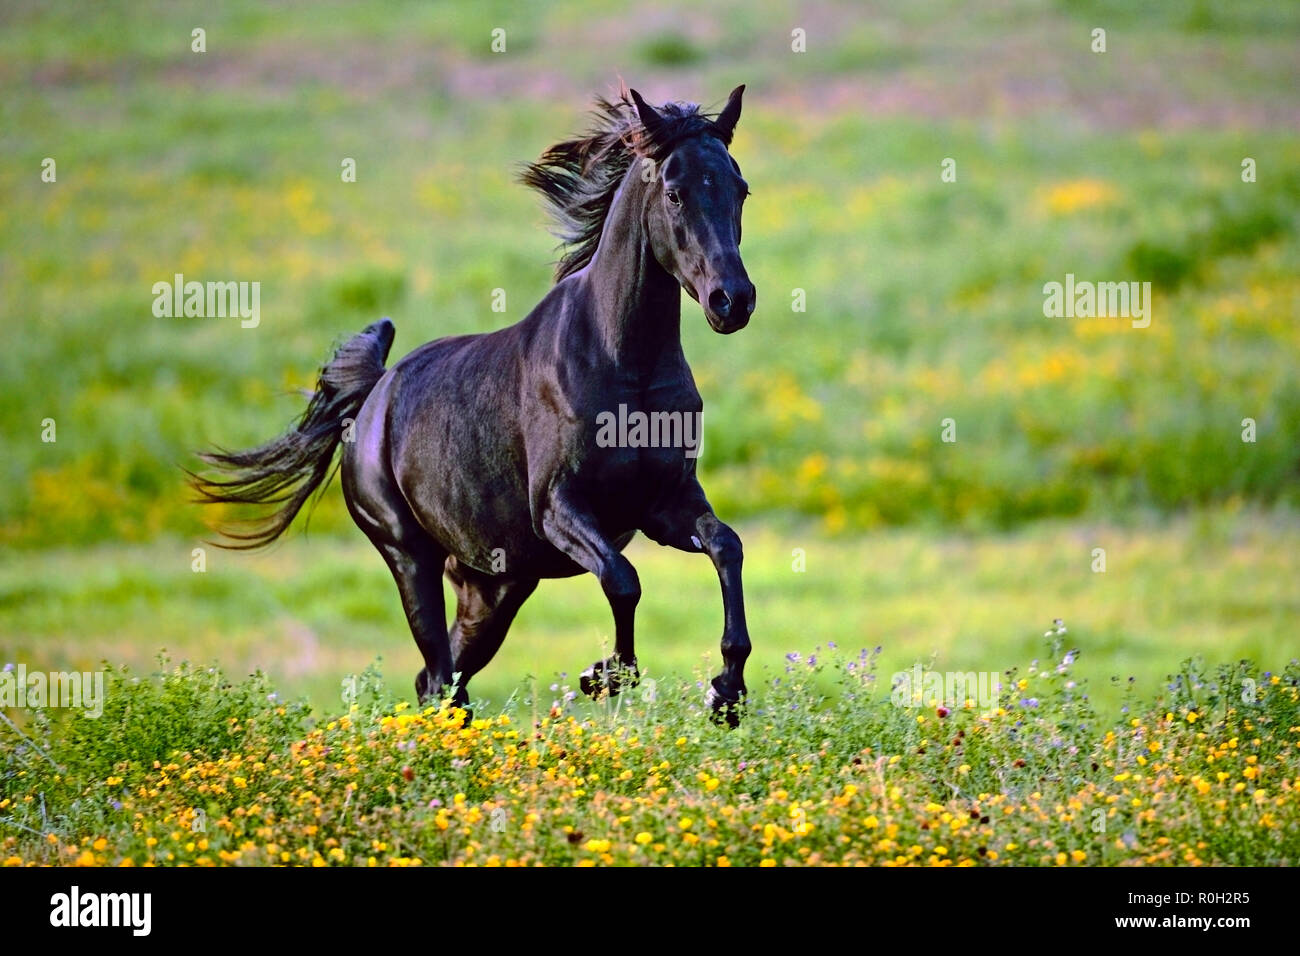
[2,0,1297,714]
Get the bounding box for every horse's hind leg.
[374,536,453,704]
[343,387,454,702]
[342,433,452,704]
[445,557,538,706]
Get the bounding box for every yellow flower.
[634,832,653,846]
[1039,178,1118,214]
[863,815,879,829]
[760,859,776,867]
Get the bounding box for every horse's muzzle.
[705,280,755,333]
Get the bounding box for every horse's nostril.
[708,289,732,316]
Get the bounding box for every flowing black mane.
[520,89,734,282]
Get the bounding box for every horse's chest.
[585,392,702,487]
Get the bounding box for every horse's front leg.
[643,494,751,727]
[539,490,641,699]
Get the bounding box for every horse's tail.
[188,317,396,550]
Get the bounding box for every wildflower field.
[3,638,1297,867]
[3,0,1299,876]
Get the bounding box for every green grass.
[2,506,1295,718]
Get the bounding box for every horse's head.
[631,86,755,334]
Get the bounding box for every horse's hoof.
[415,669,472,721]
[416,668,458,707]
[579,658,638,699]
[415,668,437,704]
[706,678,745,728]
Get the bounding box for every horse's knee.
[599,556,641,606]
[709,525,743,566]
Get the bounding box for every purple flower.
[786,652,801,663]
[827,641,837,650]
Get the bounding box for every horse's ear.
[628,88,665,138]
[714,84,745,141]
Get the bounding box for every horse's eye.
[665,189,681,206]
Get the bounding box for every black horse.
[192,85,756,724]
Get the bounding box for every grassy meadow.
[1,1,1298,864]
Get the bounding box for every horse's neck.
[581,170,682,373]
